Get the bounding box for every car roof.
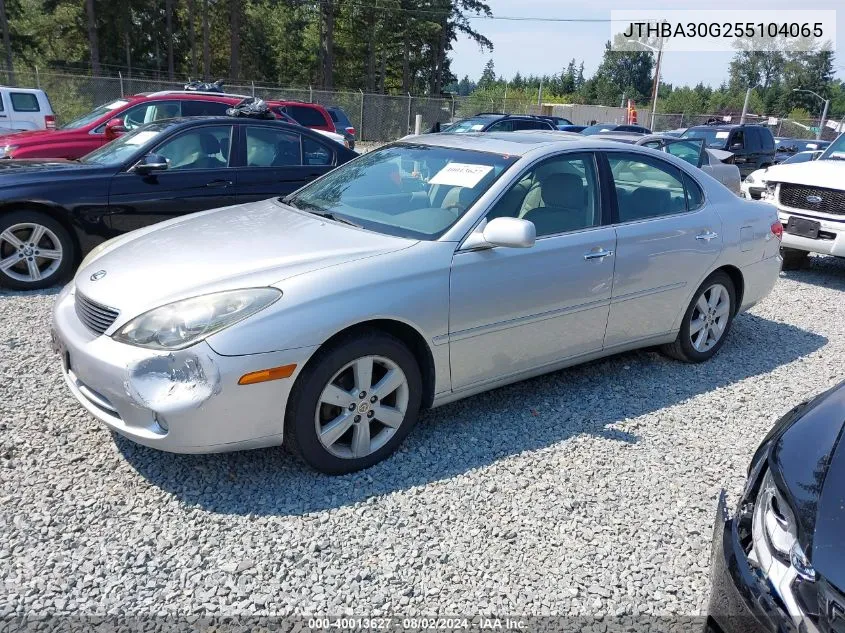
[401,130,634,156]
[150,116,307,131]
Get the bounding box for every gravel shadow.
[115,311,827,517]
[779,254,845,290]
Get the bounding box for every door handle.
[583,248,614,261]
[696,231,719,242]
[206,179,233,188]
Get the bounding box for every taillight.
[346,127,356,136]
[44,114,56,130]
[771,220,783,240]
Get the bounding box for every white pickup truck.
[761,132,845,269]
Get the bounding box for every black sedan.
[0,117,357,289]
[709,381,845,633]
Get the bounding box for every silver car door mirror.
[463,217,536,250]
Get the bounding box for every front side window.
[608,153,688,222]
[122,101,182,131]
[486,120,513,132]
[663,139,704,167]
[286,143,518,239]
[485,152,601,237]
[153,125,232,170]
[10,93,39,112]
[246,126,302,167]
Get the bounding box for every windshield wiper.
[308,210,362,228]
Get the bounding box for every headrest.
[199,133,220,155]
[540,172,585,208]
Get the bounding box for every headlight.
[754,469,816,582]
[113,288,282,350]
[0,144,19,158]
[78,236,121,271]
[745,174,755,184]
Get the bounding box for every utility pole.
[740,88,752,124]
[817,99,829,140]
[650,42,663,131]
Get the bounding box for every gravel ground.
[1,256,844,621]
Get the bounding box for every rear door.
[602,150,722,348]
[235,124,335,202]
[107,124,236,232]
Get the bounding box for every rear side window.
[486,120,513,132]
[181,100,231,117]
[682,172,705,210]
[285,105,328,128]
[608,153,688,222]
[11,93,40,112]
[745,128,761,151]
[760,129,775,151]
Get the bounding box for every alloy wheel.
[314,355,409,460]
[689,283,731,353]
[0,222,63,283]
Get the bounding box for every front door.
[602,151,722,348]
[449,152,616,390]
[107,124,236,233]
[235,126,335,202]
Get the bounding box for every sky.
[450,0,845,89]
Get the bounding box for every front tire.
[780,247,809,271]
[285,329,422,474]
[0,211,75,290]
[661,271,736,363]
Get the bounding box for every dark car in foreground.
[0,117,356,290]
[708,381,845,633]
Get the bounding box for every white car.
[741,150,824,200]
[0,87,56,131]
[761,134,845,268]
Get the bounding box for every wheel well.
[314,320,437,408]
[0,202,80,262]
[716,265,744,313]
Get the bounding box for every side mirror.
[104,118,127,140]
[134,153,169,175]
[463,217,536,250]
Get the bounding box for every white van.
[0,87,56,131]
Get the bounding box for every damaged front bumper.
[51,283,316,453]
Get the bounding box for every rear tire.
[284,329,422,475]
[0,210,75,290]
[780,247,809,271]
[661,271,736,363]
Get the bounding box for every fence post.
[35,66,39,88]
[119,72,124,96]
[359,89,364,142]
[414,114,422,135]
[309,85,313,102]
[451,94,455,120]
[406,93,412,135]
[251,81,255,97]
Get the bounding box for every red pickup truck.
[0,92,336,160]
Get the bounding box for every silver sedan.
[52,131,782,474]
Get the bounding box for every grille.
[75,293,119,335]
[779,184,845,216]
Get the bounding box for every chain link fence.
[650,112,844,141]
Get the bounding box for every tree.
[478,58,495,88]
[560,59,576,94]
[0,0,13,81]
[201,0,209,78]
[165,0,174,80]
[589,39,654,106]
[229,0,240,81]
[84,0,99,75]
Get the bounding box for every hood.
[768,382,845,590]
[0,128,69,145]
[762,159,845,188]
[0,157,88,173]
[706,148,733,163]
[75,198,415,321]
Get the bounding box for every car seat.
[522,173,592,235]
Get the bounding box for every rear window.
[285,105,328,128]
[10,93,40,112]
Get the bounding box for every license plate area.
[786,217,821,239]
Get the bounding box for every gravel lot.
[1,256,844,621]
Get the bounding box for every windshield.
[79,123,169,166]
[60,99,130,130]
[680,127,731,149]
[581,124,618,135]
[285,143,518,239]
[445,118,495,133]
[819,133,845,161]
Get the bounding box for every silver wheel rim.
[0,222,63,283]
[689,283,731,353]
[315,355,409,460]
